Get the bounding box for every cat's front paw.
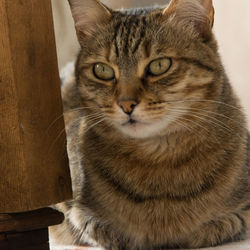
[185,212,247,248]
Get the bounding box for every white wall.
[213,0,250,126]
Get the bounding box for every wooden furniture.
[0,208,64,250]
[0,0,72,249]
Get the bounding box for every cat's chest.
[82,167,216,246]
[82,139,207,200]
[84,147,172,197]
[77,136,227,246]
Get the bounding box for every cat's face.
[70,0,221,139]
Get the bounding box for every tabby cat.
[50,0,250,249]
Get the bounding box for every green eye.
[93,63,115,81]
[148,58,172,76]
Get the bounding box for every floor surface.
[51,238,250,250]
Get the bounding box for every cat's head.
[68,0,222,139]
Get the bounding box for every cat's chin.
[117,120,169,139]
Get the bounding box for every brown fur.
[50,0,250,249]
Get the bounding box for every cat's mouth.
[121,118,149,131]
[118,117,159,138]
[122,118,149,128]
[122,118,138,126]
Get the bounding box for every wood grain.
[0,208,64,250]
[0,229,49,249]
[0,228,49,250]
[0,0,72,213]
[0,208,64,233]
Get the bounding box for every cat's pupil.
[93,63,115,81]
[148,58,172,76]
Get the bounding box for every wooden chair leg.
[0,208,64,250]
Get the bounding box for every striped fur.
[50,0,250,249]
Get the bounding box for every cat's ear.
[163,0,214,40]
[68,0,111,41]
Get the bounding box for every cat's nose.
[118,99,138,115]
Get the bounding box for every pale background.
[51,0,250,127]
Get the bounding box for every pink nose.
[118,99,138,115]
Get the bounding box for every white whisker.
[171,108,235,134]
[170,107,244,140]
[164,99,243,112]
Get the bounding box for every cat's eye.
[148,58,172,76]
[93,63,115,81]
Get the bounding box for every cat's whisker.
[174,106,245,128]
[176,116,208,134]
[85,114,105,123]
[47,114,88,154]
[162,99,243,112]
[47,127,67,154]
[47,114,105,153]
[173,119,194,134]
[64,106,100,113]
[172,110,233,140]
[45,114,65,133]
[83,118,106,133]
[189,110,246,136]
[170,107,243,139]
[170,108,236,133]
[171,113,219,142]
[84,113,104,120]
[67,113,104,126]
[177,116,221,145]
[45,106,100,134]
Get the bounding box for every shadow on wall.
[52,0,250,127]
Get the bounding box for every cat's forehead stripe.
[113,21,122,57]
[132,16,147,54]
[114,14,148,57]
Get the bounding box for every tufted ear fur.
[68,0,111,42]
[163,0,214,40]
